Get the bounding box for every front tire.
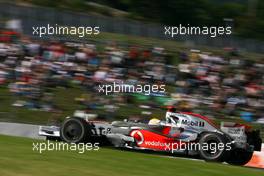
[60,117,90,143]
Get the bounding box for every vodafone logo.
[130,130,144,145]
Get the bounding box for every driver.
[148,118,161,125]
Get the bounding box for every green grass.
[0,134,262,176]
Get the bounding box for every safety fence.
[0,2,264,53]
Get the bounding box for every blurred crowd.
[0,30,264,124]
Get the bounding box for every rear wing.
[220,122,247,144]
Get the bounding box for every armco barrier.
[246,144,264,169]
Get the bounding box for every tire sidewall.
[60,117,88,143]
[226,148,253,165]
[198,132,229,162]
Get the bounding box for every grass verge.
[0,134,262,176]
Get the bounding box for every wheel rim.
[201,138,223,159]
[203,140,220,156]
[63,120,83,141]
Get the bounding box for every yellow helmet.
[148,118,161,125]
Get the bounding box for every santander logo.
[130,130,144,145]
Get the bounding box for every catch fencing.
[0,2,264,53]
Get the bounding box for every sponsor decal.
[181,119,205,127]
[144,141,168,147]
[130,130,144,145]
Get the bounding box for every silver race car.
[39,108,262,165]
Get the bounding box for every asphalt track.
[0,122,45,139]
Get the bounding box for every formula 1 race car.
[39,108,262,165]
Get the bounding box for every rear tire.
[198,132,230,162]
[60,117,90,143]
[226,148,253,165]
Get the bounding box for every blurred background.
[0,0,264,141]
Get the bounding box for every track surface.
[0,122,44,139]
